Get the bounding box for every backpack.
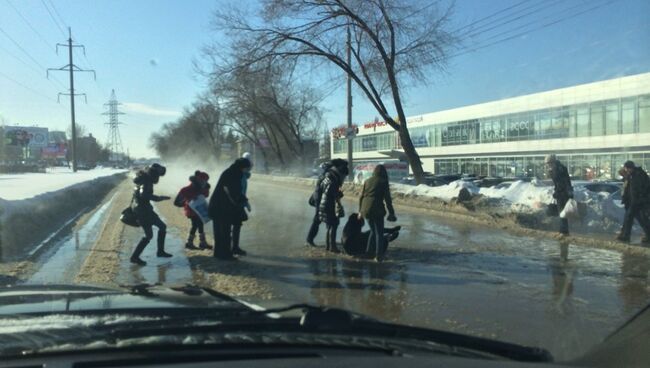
[173,190,185,208]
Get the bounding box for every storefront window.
[639,95,650,133]
[333,139,346,154]
[590,102,605,137]
[536,111,551,139]
[576,106,589,137]
[621,99,635,134]
[605,101,620,135]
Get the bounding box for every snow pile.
[0,167,127,201]
[391,180,479,201]
[1,169,127,261]
[390,178,626,232]
[479,181,554,210]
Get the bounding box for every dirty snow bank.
[265,174,626,234]
[392,179,625,233]
[0,170,127,261]
[0,167,127,201]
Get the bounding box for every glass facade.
[433,152,650,180]
[332,94,650,154]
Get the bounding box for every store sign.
[3,126,49,148]
[353,161,409,184]
[442,121,479,145]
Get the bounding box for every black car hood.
[0,284,253,315]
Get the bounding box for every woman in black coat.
[208,158,252,259]
[130,163,171,266]
[318,163,348,253]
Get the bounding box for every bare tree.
[149,101,226,161]
[212,59,323,170]
[211,0,456,183]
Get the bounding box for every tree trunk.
[398,126,425,184]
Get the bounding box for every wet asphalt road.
[27,179,650,361]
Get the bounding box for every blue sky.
[0,0,648,158]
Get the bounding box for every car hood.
[0,284,253,315]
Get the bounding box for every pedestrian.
[546,154,573,236]
[358,164,397,262]
[130,163,172,266]
[318,160,349,253]
[616,161,650,244]
[233,153,253,256]
[208,158,252,260]
[177,171,212,250]
[341,213,401,258]
[306,160,335,247]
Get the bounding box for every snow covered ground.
[0,167,128,201]
[390,179,626,232]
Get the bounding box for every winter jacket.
[179,182,210,218]
[548,161,573,200]
[341,214,366,256]
[624,166,650,210]
[133,171,165,210]
[318,167,344,225]
[359,175,395,220]
[208,163,247,223]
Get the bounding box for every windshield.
[0,0,649,364]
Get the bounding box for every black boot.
[130,238,149,266]
[231,224,247,256]
[199,233,213,250]
[185,233,198,250]
[157,228,172,258]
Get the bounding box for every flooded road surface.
[226,180,650,360]
[116,208,193,286]
[20,178,650,361]
[26,194,117,284]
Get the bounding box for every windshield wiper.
[241,303,553,362]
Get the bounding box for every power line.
[0,70,61,104]
[0,42,46,77]
[449,0,618,60]
[469,0,604,48]
[5,0,54,51]
[461,0,566,40]
[40,0,66,38]
[47,0,68,29]
[0,26,48,71]
[453,0,534,33]
[0,25,67,89]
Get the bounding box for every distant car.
[576,182,622,194]
[473,177,505,188]
[493,181,515,190]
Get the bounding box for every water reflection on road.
[236,180,650,360]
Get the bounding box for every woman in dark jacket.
[358,164,397,262]
[318,162,348,253]
[130,163,171,266]
[209,158,252,259]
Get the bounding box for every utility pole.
[48,27,95,172]
[346,24,353,181]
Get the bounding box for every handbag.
[120,191,140,227]
[546,201,559,217]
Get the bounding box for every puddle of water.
[118,207,193,286]
[26,194,117,285]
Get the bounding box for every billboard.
[42,143,68,159]
[3,126,49,148]
[353,161,409,184]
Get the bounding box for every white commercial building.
[331,72,650,180]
